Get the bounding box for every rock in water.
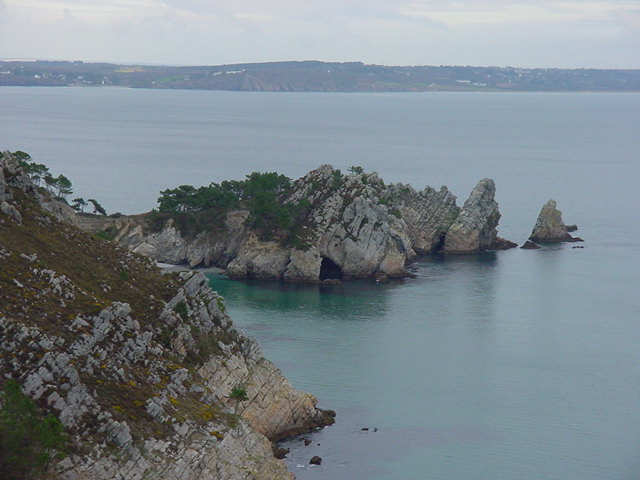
[521,240,541,249]
[529,199,583,243]
[309,456,322,465]
[443,179,513,253]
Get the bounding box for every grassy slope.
[0,190,240,445]
[0,190,179,330]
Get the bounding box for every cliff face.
[80,165,515,283]
[443,179,517,253]
[0,152,328,480]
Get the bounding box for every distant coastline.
[1,59,639,92]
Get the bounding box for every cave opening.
[433,232,447,253]
[319,257,343,280]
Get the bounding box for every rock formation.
[0,151,331,480]
[78,165,517,282]
[529,199,583,243]
[443,179,516,253]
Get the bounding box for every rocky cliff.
[529,199,583,243]
[443,178,517,253]
[0,151,330,480]
[81,165,516,283]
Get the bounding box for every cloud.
[1,0,638,67]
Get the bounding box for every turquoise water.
[208,247,640,479]
[2,87,640,478]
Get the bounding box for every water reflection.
[207,274,396,321]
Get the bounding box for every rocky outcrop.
[0,151,31,224]
[85,166,517,281]
[388,183,460,254]
[0,152,330,480]
[1,272,322,480]
[0,150,79,226]
[39,196,80,227]
[529,199,583,243]
[443,179,515,253]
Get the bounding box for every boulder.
[39,197,79,227]
[1,201,22,224]
[273,446,290,459]
[309,456,322,465]
[521,240,541,250]
[529,199,583,243]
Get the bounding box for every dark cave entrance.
[319,257,343,281]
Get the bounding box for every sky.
[0,0,639,68]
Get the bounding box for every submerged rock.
[529,199,583,243]
[521,240,541,250]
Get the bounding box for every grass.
[0,191,179,336]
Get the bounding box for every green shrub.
[174,300,189,321]
[229,387,248,401]
[0,380,68,480]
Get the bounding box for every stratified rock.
[521,240,541,249]
[389,183,460,254]
[443,179,513,253]
[529,199,583,243]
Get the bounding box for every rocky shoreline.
[1,151,334,480]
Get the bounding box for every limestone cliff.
[80,165,516,282]
[0,152,330,480]
[529,199,583,243]
[443,179,516,253]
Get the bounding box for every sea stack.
[529,199,583,243]
[443,178,515,253]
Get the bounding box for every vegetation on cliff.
[1,151,327,479]
[0,380,68,479]
[154,171,312,243]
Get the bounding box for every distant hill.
[1,60,639,92]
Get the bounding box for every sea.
[2,87,640,480]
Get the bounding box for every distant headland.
[1,60,639,92]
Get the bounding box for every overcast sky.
[1,0,639,68]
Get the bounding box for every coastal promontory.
[79,165,517,283]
